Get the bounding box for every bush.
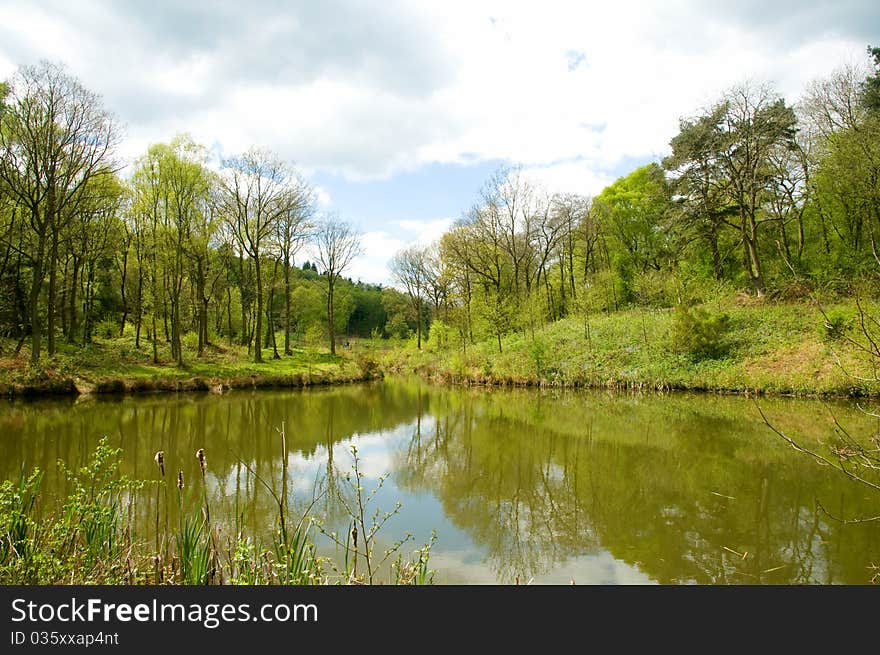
[530,337,548,377]
[304,324,326,349]
[633,269,678,308]
[672,305,731,360]
[182,331,200,350]
[426,320,452,351]
[354,352,382,379]
[385,312,411,340]
[96,318,119,340]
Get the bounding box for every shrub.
[354,352,382,379]
[672,305,731,360]
[530,337,548,377]
[96,318,119,340]
[304,324,326,348]
[182,331,200,350]
[633,269,678,308]
[426,320,452,351]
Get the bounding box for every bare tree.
[218,149,296,363]
[422,242,451,321]
[551,194,591,300]
[313,217,362,355]
[0,61,119,363]
[390,245,428,349]
[276,174,316,355]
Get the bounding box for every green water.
[1,379,878,584]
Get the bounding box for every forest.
[1,47,879,391]
[0,61,412,375]
[387,47,880,357]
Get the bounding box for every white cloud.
[300,230,406,286]
[521,161,615,198]
[1,1,874,281]
[313,185,332,207]
[397,218,454,245]
[1,0,870,183]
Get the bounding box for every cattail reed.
[153,450,165,555]
[177,470,185,491]
[352,525,358,578]
[195,448,211,525]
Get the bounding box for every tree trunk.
[47,230,58,356]
[226,287,234,346]
[60,258,69,339]
[267,258,280,359]
[201,295,209,353]
[254,253,263,363]
[83,262,95,344]
[416,297,422,349]
[743,213,765,296]
[27,256,44,365]
[171,297,182,366]
[119,248,128,337]
[162,295,170,343]
[151,310,159,364]
[709,231,723,280]
[284,258,292,355]
[328,277,336,355]
[196,258,207,357]
[135,271,143,348]
[68,256,80,343]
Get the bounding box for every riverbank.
[0,335,381,397]
[3,299,879,399]
[378,299,880,398]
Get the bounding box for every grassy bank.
[378,298,880,397]
[0,332,382,397]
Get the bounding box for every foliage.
[671,306,731,361]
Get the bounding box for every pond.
[1,379,879,584]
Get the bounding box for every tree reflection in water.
[0,380,878,583]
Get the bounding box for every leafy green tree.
[593,163,672,303]
[0,62,119,363]
[664,105,736,279]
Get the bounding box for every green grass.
[0,329,381,396]
[378,298,880,397]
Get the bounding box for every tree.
[551,194,592,303]
[801,59,880,272]
[313,217,362,355]
[0,61,119,363]
[275,174,315,355]
[593,163,672,303]
[390,245,428,349]
[664,104,735,280]
[218,149,297,363]
[717,84,798,295]
[862,45,880,113]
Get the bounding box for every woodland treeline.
[389,47,880,352]
[0,61,419,365]
[1,49,879,366]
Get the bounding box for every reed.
[0,436,435,585]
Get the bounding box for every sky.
[0,0,877,284]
